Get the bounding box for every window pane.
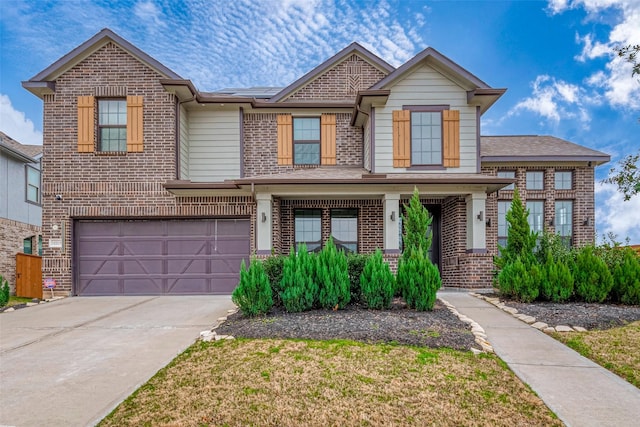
[497,201,510,240]
[411,111,442,165]
[27,185,39,202]
[526,201,544,233]
[293,118,320,140]
[294,143,320,164]
[100,127,127,152]
[26,166,40,203]
[497,171,515,190]
[331,209,357,253]
[526,171,544,190]
[295,209,321,252]
[23,237,32,255]
[555,171,572,190]
[98,100,126,125]
[555,201,573,246]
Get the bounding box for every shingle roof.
[481,135,610,164]
[0,132,42,161]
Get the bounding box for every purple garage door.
[75,219,250,296]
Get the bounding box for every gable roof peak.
[23,27,181,98]
[269,41,395,103]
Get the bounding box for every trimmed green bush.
[360,249,395,309]
[495,188,538,270]
[397,248,441,311]
[317,238,351,309]
[574,246,614,303]
[540,254,574,303]
[0,275,9,307]
[231,258,273,316]
[262,255,285,307]
[401,187,432,258]
[346,252,370,303]
[611,248,640,305]
[497,256,540,303]
[280,245,318,313]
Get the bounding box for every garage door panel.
[122,278,163,294]
[78,278,120,296]
[75,219,249,295]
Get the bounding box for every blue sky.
[1,0,638,243]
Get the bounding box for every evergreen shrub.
[574,246,614,303]
[0,275,9,307]
[280,245,318,312]
[262,255,285,307]
[317,238,351,309]
[359,249,395,309]
[346,252,370,303]
[540,254,574,303]
[397,248,441,311]
[231,258,273,316]
[611,248,640,305]
[497,256,539,302]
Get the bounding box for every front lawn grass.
[100,339,561,426]
[553,320,640,388]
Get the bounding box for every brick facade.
[285,54,388,101]
[243,112,363,177]
[483,165,596,254]
[0,218,42,293]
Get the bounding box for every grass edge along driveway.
[100,339,561,427]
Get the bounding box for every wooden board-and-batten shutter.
[320,113,336,165]
[126,95,144,153]
[392,110,410,168]
[77,96,95,153]
[277,114,293,165]
[443,109,460,168]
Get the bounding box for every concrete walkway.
[440,291,640,427]
[0,296,235,427]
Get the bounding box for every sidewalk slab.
[440,291,640,427]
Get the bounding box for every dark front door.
[75,219,250,296]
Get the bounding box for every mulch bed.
[216,298,477,351]
[489,296,640,330]
[217,294,640,350]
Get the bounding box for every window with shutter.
[277,114,293,165]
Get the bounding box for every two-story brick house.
[23,29,609,296]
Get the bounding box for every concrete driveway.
[0,296,235,427]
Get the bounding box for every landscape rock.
[544,327,556,334]
[555,325,574,332]
[503,307,518,315]
[531,322,548,330]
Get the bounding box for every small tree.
[0,275,10,307]
[346,252,370,304]
[402,187,432,258]
[317,238,351,309]
[231,258,273,316]
[360,249,395,309]
[496,187,537,270]
[397,247,441,311]
[611,248,640,305]
[540,253,574,303]
[496,256,539,302]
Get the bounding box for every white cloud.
[509,75,591,126]
[0,94,42,145]
[134,0,167,28]
[595,182,640,245]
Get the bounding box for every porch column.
[465,192,487,252]
[383,193,400,253]
[256,193,272,255]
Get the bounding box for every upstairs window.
[98,99,127,152]
[293,117,320,165]
[26,165,41,204]
[526,171,544,190]
[411,111,442,165]
[555,171,573,190]
[497,171,515,190]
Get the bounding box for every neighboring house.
[22,29,609,296]
[0,132,43,291]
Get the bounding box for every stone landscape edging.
[438,297,493,354]
[470,293,588,333]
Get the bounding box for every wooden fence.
[15,253,42,299]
